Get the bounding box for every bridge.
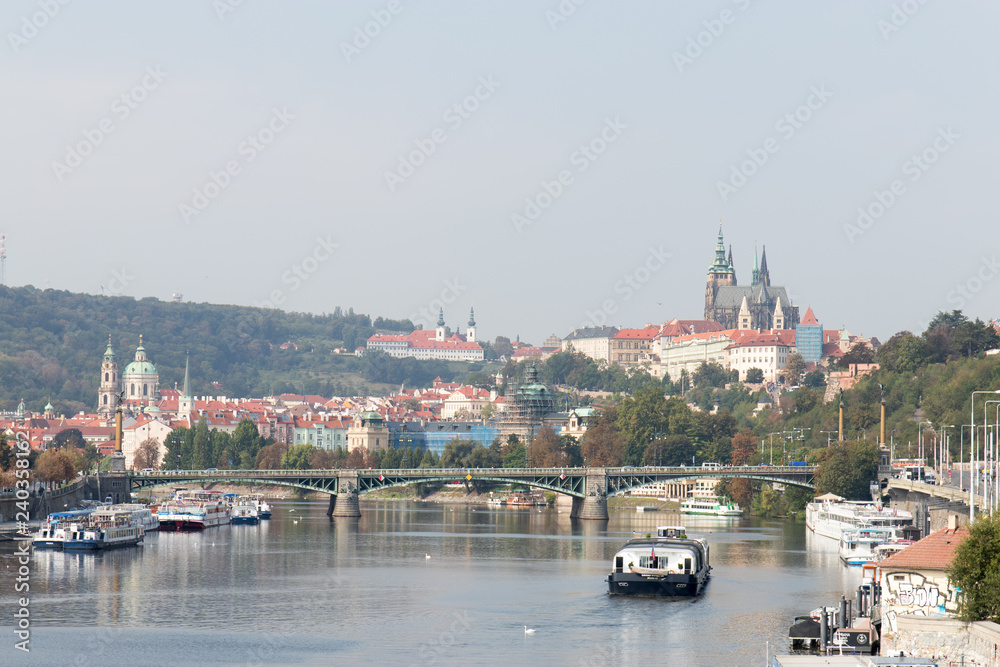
[884,478,983,533]
[121,464,817,520]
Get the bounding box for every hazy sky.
[3,1,998,345]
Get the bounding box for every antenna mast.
[0,235,6,286]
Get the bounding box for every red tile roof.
[614,325,661,340]
[880,527,968,571]
[801,307,819,326]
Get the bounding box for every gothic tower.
[98,335,119,417]
[704,225,737,321]
[759,246,771,287]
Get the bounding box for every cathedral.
[97,335,160,417]
[703,227,800,330]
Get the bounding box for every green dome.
[124,360,157,375]
[44,401,54,412]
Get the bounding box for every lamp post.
[819,430,836,447]
[984,400,1000,515]
[917,421,932,472]
[939,425,954,486]
[968,389,1000,520]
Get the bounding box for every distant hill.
[0,285,486,416]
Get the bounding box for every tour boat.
[230,499,260,525]
[32,510,94,549]
[104,504,159,532]
[607,526,711,597]
[838,527,898,565]
[805,495,913,541]
[157,492,231,531]
[63,509,144,551]
[871,540,914,562]
[680,497,742,517]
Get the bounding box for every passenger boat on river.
[606,526,711,597]
[63,508,144,551]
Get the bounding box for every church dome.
[123,359,157,375]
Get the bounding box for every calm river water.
[2,500,861,666]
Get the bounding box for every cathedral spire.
[751,246,760,286]
[759,246,770,286]
[182,353,190,398]
[708,224,730,275]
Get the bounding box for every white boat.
[32,510,94,549]
[105,504,159,532]
[805,494,913,541]
[248,493,271,519]
[158,491,231,530]
[838,527,897,565]
[680,497,742,516]
[231,500,260,525]
[64,509,144,551]
[872,540,914,562]
[607,526,711,597]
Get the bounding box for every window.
[131,384,135,396]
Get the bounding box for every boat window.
[615,556,623,573]
[684,557,692,573]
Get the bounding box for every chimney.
[948,514,958,531]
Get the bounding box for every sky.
[2,1,998,345]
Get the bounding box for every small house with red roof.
[725,329,797,382]
[878,520,973,660]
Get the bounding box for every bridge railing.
[132,465,815,478]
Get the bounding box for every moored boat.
[606,526,711,597]
[157,491,231,531]
[32,510,94,549]
[805,493,913,541]
[248,493,271,519]
[680,497,742,516]
[231,500,260,525]
[64,508,144,551]
[104,504,159,532]
[838,527,897,565]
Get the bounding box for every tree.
[282,444,314,470]
[0,435,13,472]
[745,368,764,384]
[814,440,879,499]
[256,442,288,469]
[530,426,564,467]
[876,331,928,372]
[581,414,623,467]
[802,370,826,389]
[309,448,339,470]
[343,447,367,469]
[948,513,1000,623]
[133,438,161,470]
[440,439,473,468]
[480,403,496,421]
[192,418,211,469]
[693,362,733,389]
[35,449,76,485]
[50,428,86,451]
[784,353,806,385]
[837,341,875,369]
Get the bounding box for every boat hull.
[231,516,259,525]
[607,571,708,597]
[32,539,64,549]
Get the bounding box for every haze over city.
[3,1,998,343]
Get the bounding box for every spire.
[468,307,476,327]
[751,246,760,286]
[759,246,770,286]
[727,245,734,270]
[707,223,731,275]
[436,308,445,327]
[182,353,190,398]
[103,334,116,361]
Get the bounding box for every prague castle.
[703,226,800,331]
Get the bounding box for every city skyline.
[3,2,998,344]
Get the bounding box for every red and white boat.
[157,490,231,530]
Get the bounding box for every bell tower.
[98,335,119,418]
[704,224,737,321]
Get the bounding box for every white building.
[725,331,796,383]
[367,308,484,362]
[561,326,618,363]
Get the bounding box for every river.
[2,500,861,666]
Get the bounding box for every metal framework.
[124,465,815,498]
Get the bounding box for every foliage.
[948,513,1000,623]
[813,440,879,499]
[745,367,764,384]
[802,370,826,388]
[784,353,806,385]
[693,362,736,389]
[133,438,161,469]
[50,428,85,450]
[35,449,76,484]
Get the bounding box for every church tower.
[435,308,446,342]
[772,298,785,330]
[759,246,771,287]
[122,334,159,408]
[466,306,477,343]
[98,335,119,418]
[178,353,194,417]
[704,225,737,321]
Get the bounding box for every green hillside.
[0,285,492,415]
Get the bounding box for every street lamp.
[939,425,954,486]
[984,400,1000,515]
[819,430,836,447]
[969,389,1000,520]
[917,421,932,470]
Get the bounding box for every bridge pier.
[328,493,361,518]
[570,469,609,520]
[570,495,609,520]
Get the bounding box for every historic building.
[703,227,800,331]
[98,335,160,416]
[97,336,120,417]
[366,307,484,361]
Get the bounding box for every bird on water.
[524,626,535,635]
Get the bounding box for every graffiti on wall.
[883,570,960,632]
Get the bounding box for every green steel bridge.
[122,464,817,520]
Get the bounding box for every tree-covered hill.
[0,285,480,415]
